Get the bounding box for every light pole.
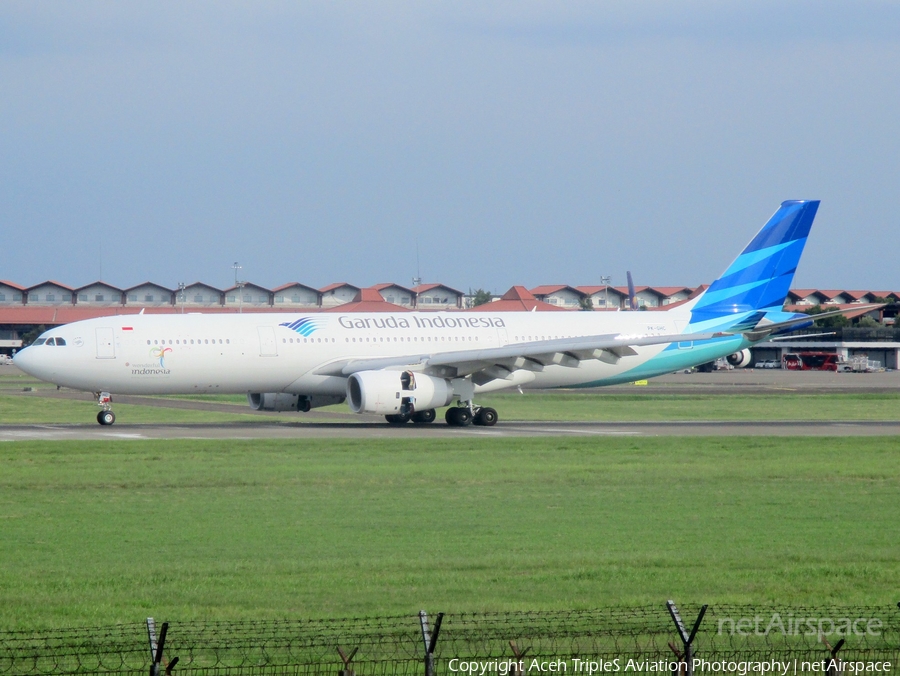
[599,275,611,309]
[232,262,243,314]
[178,282,185,314]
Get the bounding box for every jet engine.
[347,370,454,415]
[247,393,345,412]
[726,349,753,368]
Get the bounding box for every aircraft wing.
[313,330,724,381]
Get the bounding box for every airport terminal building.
[1,279,898,369]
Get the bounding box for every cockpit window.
[55,338,66,346]
[32,338,47,346]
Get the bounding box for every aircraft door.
[257,326,278,357]
[95,327,116,359]
[497,327,509,347]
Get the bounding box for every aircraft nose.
[12,347,41,378]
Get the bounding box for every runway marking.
[1,419,900,441]
[551,427,638,436]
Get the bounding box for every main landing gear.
[445,405,497,427]
[96,392,116,426]
[384,409,438,425]
[384,406,498,427]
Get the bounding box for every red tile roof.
[372,282,415,294]
[648,286,693,296]
[576,286,626,296]
[27,280,74,291]
[123,282,173,293]
[468,286,567,312]
[271,282,319,293]
[320,282,360,293]
[73,281,123,292]
[783,303,883,321]
[841,290,874,301]
[183,282,223,292]
[223,282,271,294]
[530,285,585,297]
[412,283,463,296]
[321,287,411,313]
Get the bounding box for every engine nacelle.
[347,370,454,414]
[248,393,345,412]
[726,349,753,368]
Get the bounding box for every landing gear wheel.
[97,410,116,426]
[445,407,472,426]
[411,409,436,424]
[474,407,498,426]
[385,413,411,424]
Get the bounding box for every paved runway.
[2,365,897,440]
[2,419,899,441]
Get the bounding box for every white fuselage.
[13,308,749,398]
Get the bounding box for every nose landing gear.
[97,410,116,426]
[95,392,116,426]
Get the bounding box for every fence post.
[508,640,530,676]
[666,601,707,676]
[419,611,444,676]
[146,618,177,676]
[147,618,161,676]
[823,638,845,676]
[337,646,358,676]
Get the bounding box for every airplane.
[13,200,861,427]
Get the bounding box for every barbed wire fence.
[1,603,898,676]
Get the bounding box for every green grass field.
[2,390,900,424]
[2,436,898,629]
[478,391,900,421]
[0,395,266,424]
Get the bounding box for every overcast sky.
[2,1,898,294]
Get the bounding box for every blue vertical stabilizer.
[690,200,819,325]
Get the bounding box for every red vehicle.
[782,352,839,371]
